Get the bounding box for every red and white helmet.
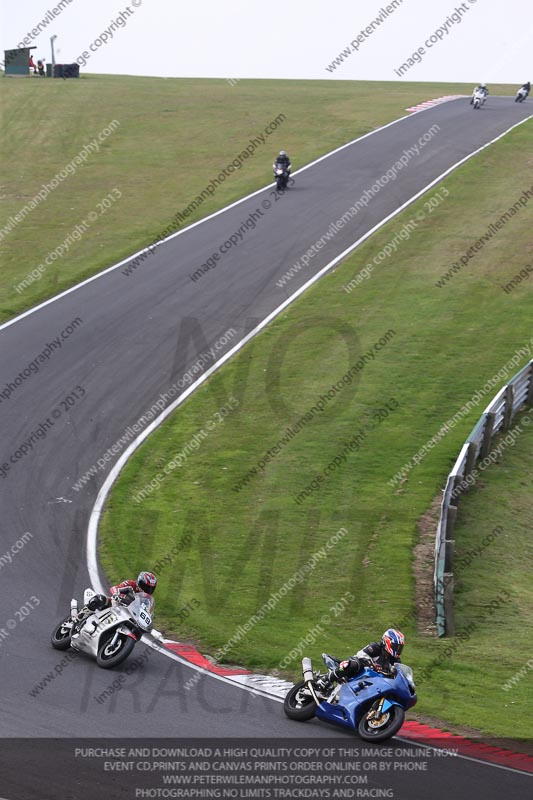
[382,629,404,657]
[137,571,157,595]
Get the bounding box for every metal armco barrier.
[435,358,533,636]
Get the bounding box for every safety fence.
[434,358,533,636]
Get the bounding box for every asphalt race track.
[1,97,532,799]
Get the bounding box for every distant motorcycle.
[51,588,160,668]
[472,89,486,110]
[273,162,291,190]
[284,653,417,741]
[515,87,528,103]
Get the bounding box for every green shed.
[3,46,37,76]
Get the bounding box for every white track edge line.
[88,110,533,635]
[0,98,464,335]
[66,107,533,770]
[84,112,533,765]
[136,639,287,702]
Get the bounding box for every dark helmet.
[382,629,404,657]
[137,571,157,594]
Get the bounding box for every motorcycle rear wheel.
[283,681,317,721]
[51,616,73,650]
[358,703,405,742]
[96,632,135,668]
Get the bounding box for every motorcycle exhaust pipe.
[70,598,78,621]
[302,657,320,705]
[302,657,314,683]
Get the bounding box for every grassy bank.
[0,75,517,323]
[97,91,533,738]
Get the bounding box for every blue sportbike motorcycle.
[284,653,417,741]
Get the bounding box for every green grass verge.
[442,413,533,738]
[4,74,531,737]
[97,88,533,738]
[0,75,518,322]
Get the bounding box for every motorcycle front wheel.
[358,703,405,742]
[96,631,136,668]
[283,681,317,721]
[51,616,73,650]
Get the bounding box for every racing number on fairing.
[139,608,152,626]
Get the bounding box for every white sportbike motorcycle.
[51,588,162,669]
[472,89,487,110]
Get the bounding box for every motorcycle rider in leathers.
[470,83,488,104]
[86,571,157,612]
[318,629,405,690]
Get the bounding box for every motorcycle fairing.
[315,666,416,732]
